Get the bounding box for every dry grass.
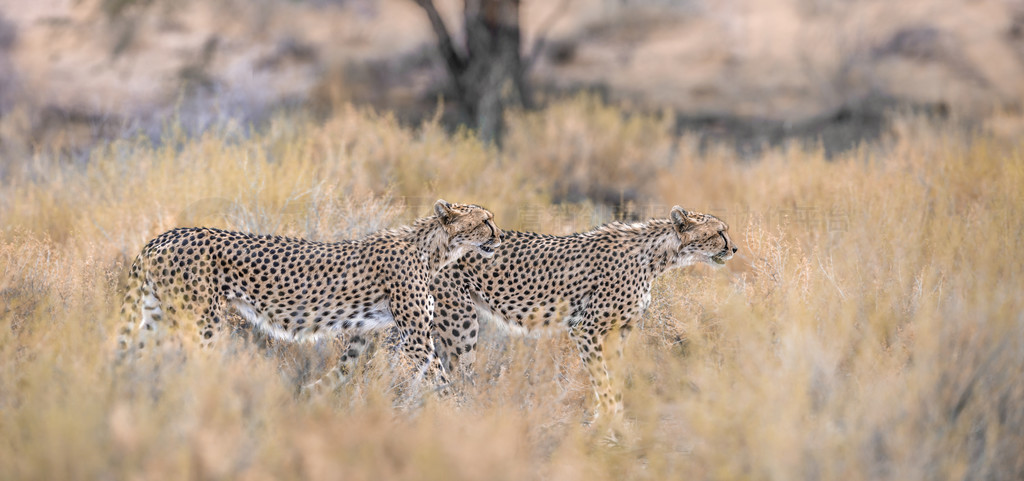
[1,98,1023,480]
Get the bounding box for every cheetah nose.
[732,246,738,254]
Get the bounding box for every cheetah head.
[434,199,502,259]
[670,205,737,268]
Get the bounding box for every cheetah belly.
[473,293,584,337]
[229,298,396,343]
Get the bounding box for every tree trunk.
[415,0,530,145]
[461,0,526,144]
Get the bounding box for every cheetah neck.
[588,219,689,275]
[423,218,457,273]
[639,222,689,275]
[374,215,453,275]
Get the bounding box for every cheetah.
[117,200,502,391]
[430,206,736,421]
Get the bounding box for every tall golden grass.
[1,98,1022,480]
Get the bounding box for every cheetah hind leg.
[115,259,145,365]
[299,333,451,399]
[299,334,372,397]
[116,275,171,364]
[196,297,231,352]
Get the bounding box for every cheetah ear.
[671,206,695,231]
[434,199,457,225]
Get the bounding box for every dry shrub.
[504,95,676,206]
[0,99,1022,480]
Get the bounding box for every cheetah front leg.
[388,282,450,390]
[608,324,633,383]
[430,268,480,378]
[569,312,629,427]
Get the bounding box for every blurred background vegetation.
[2,0,1024,160]
[1,1,1023,480]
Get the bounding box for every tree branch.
[524,0,570,73]
[414,0,467,78]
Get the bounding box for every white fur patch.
[139,289,162,330]
[229,298,397,344]
[639,291,652,313]
[230,299,296,341]
[472,294,576,338]
[482,311,535,337]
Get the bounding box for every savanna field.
[1,99,1023,480]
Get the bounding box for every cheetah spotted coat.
[431,206,736,420]
[117,200,501,391]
